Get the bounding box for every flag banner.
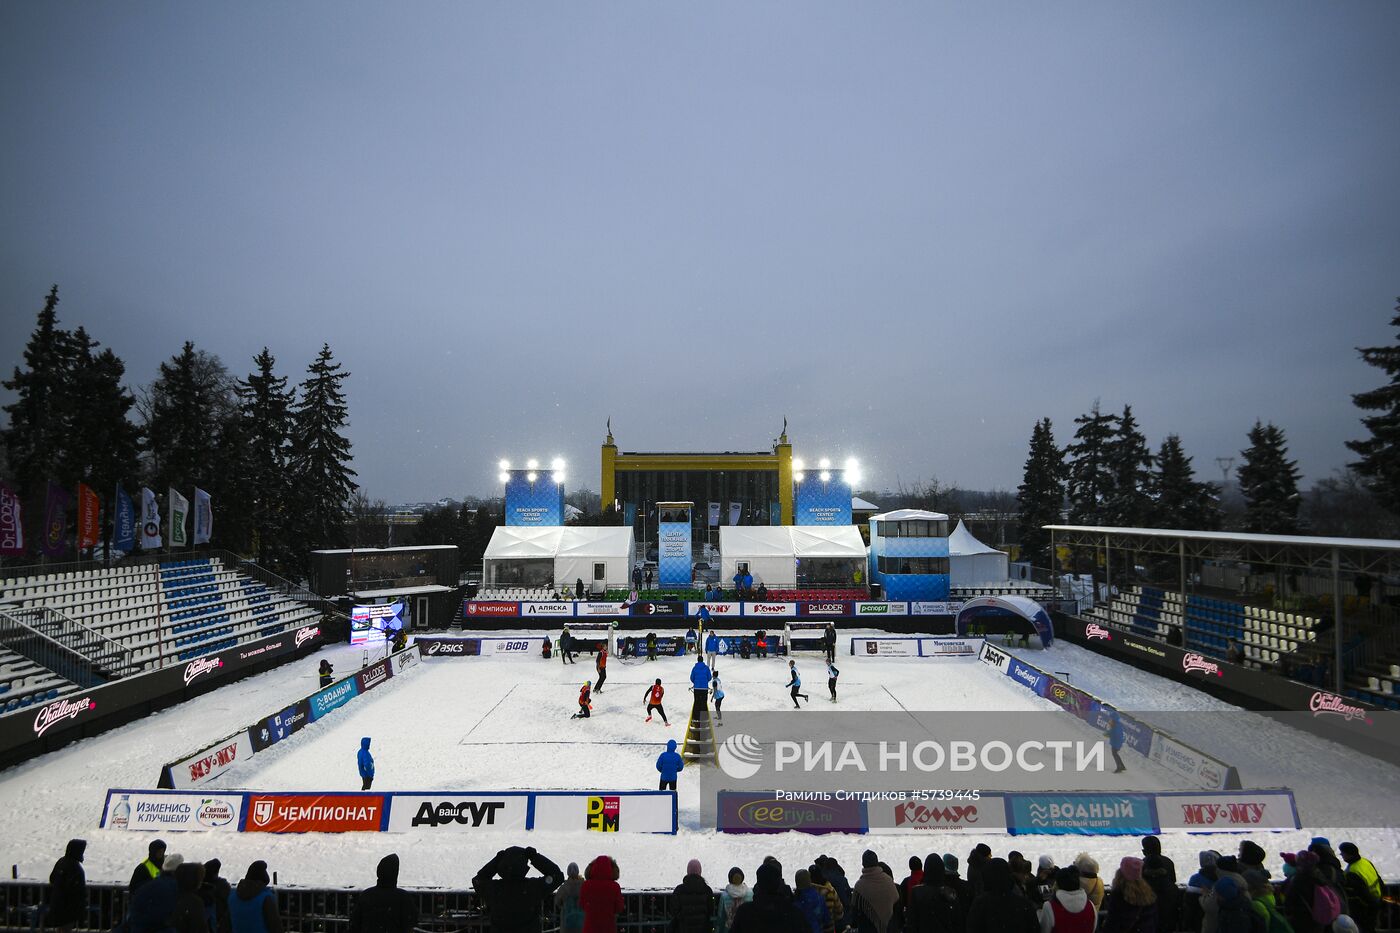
[193,487,212,545]
[141,487,163,549]
[42,482,71,557]
[77,483,101,550]
[0,481,23,557]
[728,502,741,526]
[708,502,721,527]
[113,485,136,553]
[169,488,189,548]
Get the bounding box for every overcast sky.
[3,2,1398,504]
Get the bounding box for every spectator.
[793,869,832,933]
[358,737,375,790]
[129,854,183,933]
[966,858,1038,933]
[1285,850,1348,933]
[1101,857,1157,933]
[1182,850,1220,932]
[816,856,852,918]
[656,739,684,791]
[1238,841,1269,879]
[908,853,962,933]
[850,850,900,933]
[1212,877,1258,933]
[1038,866,1095,933]
[1035,856,1057,899]
[579,855,624,933]
[730,859,807,933]
[553,863,584,933]
[900,854,924,910]
[560,628,575,665]
[966,845,993,899]
[46,839,87,933]
[227,861,280,933]
[941,854,971,918]
[130,840,167,893]
[575,578,585,599]
[172,863,209,933]
[806,865,842,933]
[1339,842,1383,933]
[1009,853,1042,907]
[472,846,564,933]
[716,867,752,933]
[318,659,334,687]
[823,623,837,664]
[199,860,232,933]
[1141,836,1178,931]
[671,860,714,933]
[1073,854,1103,911]
[348,854,417,933]
[1242,869,1288,933]
[685,626,698,654]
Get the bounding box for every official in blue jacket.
[690,659,711,715]
[656,739,683,791]
[704,631,719,667]
[1106,710,1126,773]
[358,737,375,790]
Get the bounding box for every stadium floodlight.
[793,472,806,483]
[820,470,832,482]
[552,471,565,484]
[844,457,859,472]
[818,457,831,470]
[499,459,511,471]
[498,472,510,484]
[526,458,539,471]
[551,457,566,472]
[844,468,862,486]
[527,472,538,483]
[792,458,805,472]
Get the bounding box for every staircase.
[681,703,719,766]
[0,607,131,689]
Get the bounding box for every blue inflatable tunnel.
[956,595,1054,648]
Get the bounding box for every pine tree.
[1016,418,1064,567]
[143,342,234,494]
[236,349,294,567]
[1151,434,1219,530]
[1346,296,1400,514]
[2,287,71,544]
[288,344,357,557]
[64,328,143,541]
[1238,421,1302,533]
[1104,404,1154,526]
[1065,402,1118,525]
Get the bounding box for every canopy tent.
[719,526,867,588]
[869,508,949,524]
[948,520,1010,586]
[483,526,636,591]
[955,595,1054,648]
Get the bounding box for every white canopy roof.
[719,525,867,587]
[483,526,636,589]
[870,509,950,523]
[852,496,881,511]
[948,519,1001,556]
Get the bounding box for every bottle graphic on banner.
[656,501,693,588]
[169,488,189,548]
[111,794,131,830]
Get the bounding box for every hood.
[666,739,677,752]
[203,860,222,882]
[1055,888,1090,913]
[922,855,945,885]
[982,858,1013,894]
[236,861,270,900]
[498,848,530,881]
[1215,876,1243,905]
[1142,835,1162,856]
[1199,850,1220,869]
[376,854,399,887]
[1239,841,1265,865]
[587,856,617,882]
[65,839,86,861]
[360,737,371,750]
[755,860,785,895]
[175,863,204,894]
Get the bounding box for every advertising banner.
[1087,706,1154,757]
[391,645,421,675]
[248,699,313,753]
[978,640,1012,674]
[112,485,136,554]
[578,602,628,616]
[478,637,546,656]
[504,471,564,527]
[77,483,100,550]
[852,638,920,658]
[1041,676,1095,718]
[0,480,24,557]
[708,502,720,527]
[531,792,677,834]
[743,602,797,618]
[867,795,1008,834]
[386,795,529,832]
[166,731,255,789]
[464,601,519,618]
[657,510,692,588]
[355,658,394,693]
[140,487,162,549]
[630,601,686,617]
[912,601,962,615]
[727,503,741,526]
[1155,791,1300,831]
[520,601,574,617]
[688,602,742,617]
[792,476,852,526]
[1148,734,1235,791]
[41,481,69,557]
[919,638,982,657]
[1006,658,1049,695]
[244,793,387,833]
[193,487,213,545]
[351,603,405,646]
[415,636,480,657]
[309,677,361,721]
[102,790,244,832]
[856,602,909,616]
[715,791,865,834]
[168,487,189,548]
[799,601,850,617]
[1007,793,1158,836]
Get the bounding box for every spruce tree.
[143,342,234,494]
[2,287,71,543]
[1104,404,1154,526]
[288,344,357,557]
[1238,421,1302,533]
[1065,402,1118,525]
[236,349,294,567]
[1346,297,1400,514]
[64,328,143,541]
[1152,434,1219,530]
[1016,417,1064,567]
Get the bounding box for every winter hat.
[1075,853,1099,875]
[1037,855,1056,873]
[162,854,185,872]
[148,840,167,858]
[1280,852,1298,866]
[755,860,784,895]
[1215,877,1240,902]
[1338,842,1359,858]
[1239,841,1266,865]
[203,859,221,880]
[1119,857,1144,882]
[729,867,745,884]
[862,849,879,868]
[1310,836,1331,849]
[795,869,811,889]
[1199,850,1220,869]
[1142,835,1162,856]
[1242,869,1270,896]
[686,859,702,877]
[972,843,992,858]
[942,854,959,874]
[566,862,580,879]
[1216,855,1241,873]
[245,861,270,885]
[376,854,399,888]
[1295,851,1320,870]
[1333,917,1360,933]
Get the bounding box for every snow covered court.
[0,630,1396,889]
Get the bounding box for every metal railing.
[0,609,109,690]
[0,606,136,680]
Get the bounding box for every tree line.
[2,286,359,577]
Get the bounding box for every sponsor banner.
[743,602,796,617]
[249,699,313,753]
[1041,676,1094,718]
[102,790,243,832]
[852,638,920,658]
[855,601,909,616]
[1182,653,1225,678]
[911,601,963,615]
[531,792,677,834]
[657,512,692,588]
[688,602,742,616]
[630,601,686,617]
[792,475,853,526]
[77,483,100,550]
[386,795,529,832]
[479,637,546,656]
[167,732,255,789]
[1156,791,1300,831]
[1007,793,1158,836]
[140,486,162,549]
[464,601,520,617]
[355,659,394,694]
[716,791,865,834]
[919,638,982,657]
[244,793,386,833]
[391,645,421,675]
[351,603,404,646]
[42,482,70,557]
[112,484,136,554]
[414,636,480,657]
[521,601,574,617]
[32,694,99,739]
[578,602,628,616]
[867,795,1009,834]
[504,470,565,527]
[0,480,24,557]
[978,640,1011,674]
[1007,659,1049,695]
[1307,690,1373,724]
[1148,734,1233,791]
[168,487,189,549]
[309,677,361,721]
[193,487,213,545]
[1087,706,1154,758]
[800,601,850,617]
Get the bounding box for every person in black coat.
[171,863,209,933]
[127,858,181,933]
[318,660,335,688]
[130,840,167,893]
[729,860,808,933]
[908,854,963,933]
[965,858,1038,933]
[670,860,715,933]
[199,860,232,933]
[47,839,87,932]
[472,846,564,933]
[348,855,418,933]
[1141,835,1179,931]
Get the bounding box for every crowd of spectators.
[36,835,1389,933]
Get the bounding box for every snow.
[0,633,1395,891]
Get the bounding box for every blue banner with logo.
[113,485,136,553]
[793,476,851,526]
[505,471,564,526]
[1007,793,1158,836]
[657,504,692,588]
[309,678,360,721]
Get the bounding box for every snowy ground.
[0,632,1395,891]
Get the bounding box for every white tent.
[719,526,867,588]
[483,526,636,591]
[948,519,1010,586]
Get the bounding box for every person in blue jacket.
[1105,709,1126,773]
[358,737,375,790]
[786,660,809,709]
[690,658,711,715]
[704,630,720,668]
[656,739,684,791]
